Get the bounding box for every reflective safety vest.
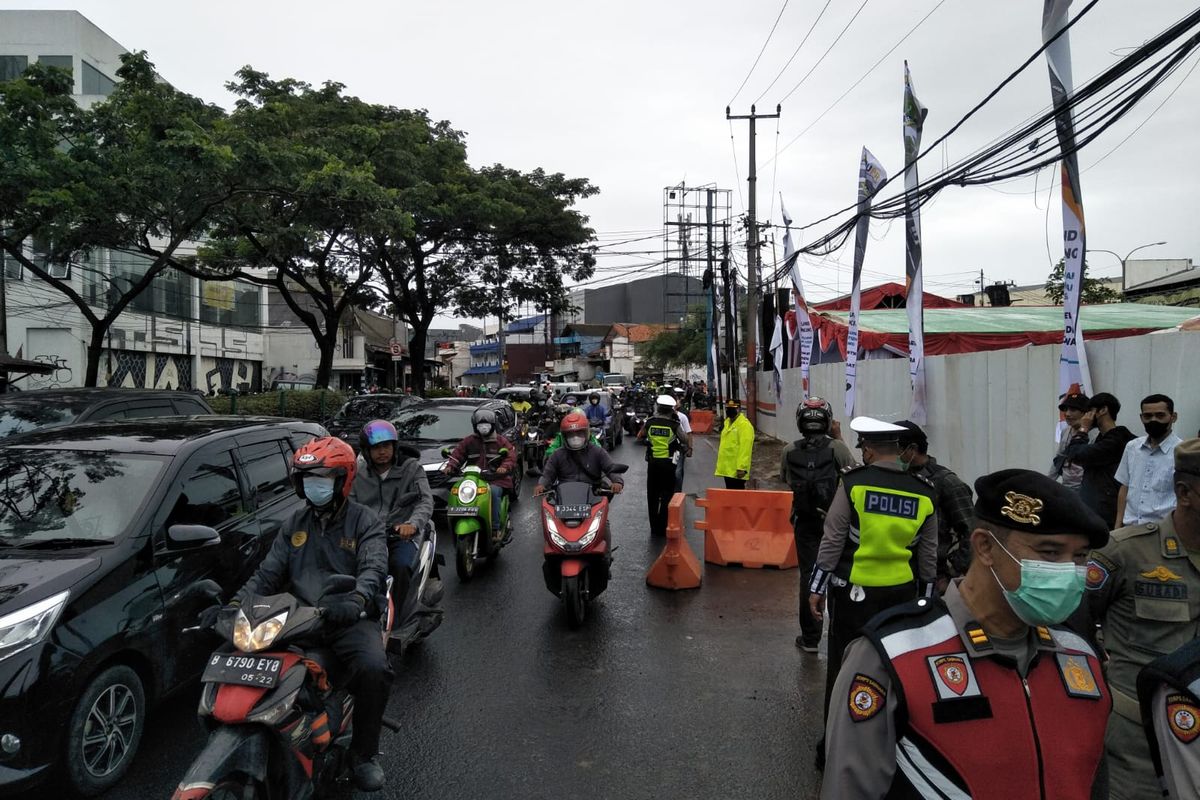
[837,464,935,587]
[864,600,1110,799]
[644,415,680,462]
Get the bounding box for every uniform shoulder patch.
[1085,558,1111,591]
[291,531,308,547]
[848,674,887,722]
[1055,653,1102,700]
[1167,694,1200,744]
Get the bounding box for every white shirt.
[1115,431,1184,525]
[675,410,692,434]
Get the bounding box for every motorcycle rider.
[443,407,518,537]
[534,413,626,496]
[218,436,391,792]
[510,393,532,417]
[546,409,601,456]
[583,392,611,428]
[780,397,856,652]
[350,420,435,622]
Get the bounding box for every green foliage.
[1046,259,1121,305]
[425,387,456,398]
[641,306,708,370]
[208,390,347,422]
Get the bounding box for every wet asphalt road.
[24,436,827,800]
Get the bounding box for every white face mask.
[475,423,493,436]
[566,434,587,450]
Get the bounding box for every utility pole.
[720,235,737,402]
[726,104,780,426]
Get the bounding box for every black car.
[392,399,523,519]
[0,389,213,439]
[0,416,324,796]
[325,393,423,450]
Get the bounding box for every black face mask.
[727,410,739,420]
[1144,420,1171,440]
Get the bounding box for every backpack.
[785,437,839,519]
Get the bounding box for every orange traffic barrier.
[688,409,714,434]
[646,493,702,590]
[694,489,798,569]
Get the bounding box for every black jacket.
[1063,425,1136,529]
[239,499,388,608]
[350,455,434,531]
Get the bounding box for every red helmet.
[291,436,358,501]
[560,411,589,436]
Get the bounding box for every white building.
[1,10,267,392]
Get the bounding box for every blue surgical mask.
[303,476,336,507]
[989,534,1086,625]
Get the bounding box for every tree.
[0,53,236,384]
[641,305,707,370]
[364,118,597,394]
[192,70,409,389]
[1045,259,1120,305]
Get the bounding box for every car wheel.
[64,664,146,796]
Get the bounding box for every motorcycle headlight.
[0,590,69,663]
[232,610,288,653]
[550,531,570,550]
[544,512,559,536]
[579,513,604,548]
[457,481,478,504]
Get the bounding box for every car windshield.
[393,407,477,442]
[335,397,402,421]
[0,450,167,545]
[0,400,91,438]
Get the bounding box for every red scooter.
[540,466,628,628]
[171,576,398,800]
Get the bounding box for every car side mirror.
[167,524,221,550]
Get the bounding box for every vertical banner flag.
[781,199,814,398]
[1043,0,1093,397]
[769,311,784,403]
[845,147,888,418]
[903,61,930,425]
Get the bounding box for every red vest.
[867,603,1110,799]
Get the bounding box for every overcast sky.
[8,0,1198,317]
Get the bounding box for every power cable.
[753,0,834,105]
[778,0,873,104]
[729,0,791,106]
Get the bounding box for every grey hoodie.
[350,455,434,533]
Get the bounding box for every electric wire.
[729,0,791,106]
[753,0,834,105]
[777,0,873,105]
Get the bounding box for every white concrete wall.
[757,331,1200,488]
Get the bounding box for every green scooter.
[441,446,513,582]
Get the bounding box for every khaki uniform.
[1087,512,1200,799]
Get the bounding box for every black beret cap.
[896,420,928,448]
[973,468,1109,548]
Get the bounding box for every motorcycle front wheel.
[563,574,586,629]
[455,535,476,582]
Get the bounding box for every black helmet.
[797,396,833,436]
[472,408,498,436]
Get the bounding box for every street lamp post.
[1088,241,1167,292]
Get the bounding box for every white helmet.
[656,394,677,409]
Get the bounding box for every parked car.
[326,393,423,449]
[392,399,523,520]
[0,389,213,440]
[0,416,324,795]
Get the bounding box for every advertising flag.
[781,199,814,398]
[1043,0,1093,396]
[903,61,930,424]
[845,147,887,418]
[769,312,784,402]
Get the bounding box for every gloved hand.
[197,600,239,629]
[321,592,365,627]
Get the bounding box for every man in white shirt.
[673,393,693,492]
[1114,393,1184,527]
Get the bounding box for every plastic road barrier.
[645,493,702,590]
[694,488,798,569]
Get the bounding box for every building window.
[0,55,28,81]
[200,280,261,328]
[31,234,70,279]
[2,246,20,281]
[37,55,73,77]
[81,61,116,96]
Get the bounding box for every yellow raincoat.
[715,414,754,478]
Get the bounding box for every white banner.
[781,199,814,398]
[1043,0,1093,397]
[903,61,930,424]
[845,147,888,418]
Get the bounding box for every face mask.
[567,434,587,450]
[475,423,493,436]
[1144,420,1171,440]
[727,410,739,420]
[989,534,1085,625]
[303,476,336,507]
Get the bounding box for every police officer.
[780,397,855,652]
[1087,437,1200,799]
[1137,637,1200,798]
[808,416,938,765]
[225,436,391,792]
[637,394,684,537]
[821,469,1111,798]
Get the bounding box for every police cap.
[850,416,906,444]
[656,394,678,408]
[973,468,1109,548]
[1176,437,1200,479]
